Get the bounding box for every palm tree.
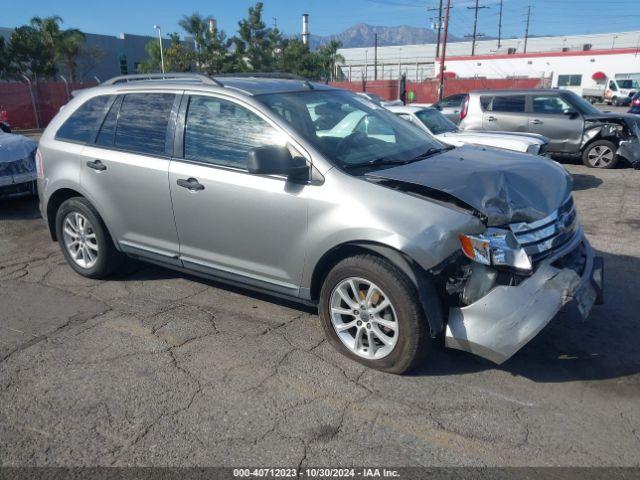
[57,29,86,81]
[179,13,210,52]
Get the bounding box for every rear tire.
[582,140,618,169]
[55,197,125,279]
[319,254,432,374]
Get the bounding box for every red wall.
[0,81,97,130]
[331,77,545,103]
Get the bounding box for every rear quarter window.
[55,95,113,144]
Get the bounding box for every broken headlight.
[459,228,532,273]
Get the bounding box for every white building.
[338,30,640,82]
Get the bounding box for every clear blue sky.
[4,0,640,40]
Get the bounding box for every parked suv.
[38,74,603,373]
[458,89,640,169]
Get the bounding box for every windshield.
[257,90,445,169]
[415,109,458,134]
[618,79,639,89]
[560,91,601,115]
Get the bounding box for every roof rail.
[214,72,307,81]
[102,73,223,86]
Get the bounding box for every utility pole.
[523,6,532,53]
[466,0,489,56]
[428,0,444,59]
[497,0,503,49]
[438,0,451,101]
[374,33,378,80]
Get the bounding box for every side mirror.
[247,145,309,181]
[563,108,578,118]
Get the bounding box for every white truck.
[556,73,640,105]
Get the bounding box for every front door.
[527,94,583,153]
[169,94,308,296]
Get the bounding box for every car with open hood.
[458,89,640,169]
[37,73,603,373]
[0,131,38,198]
[388,104,550,156]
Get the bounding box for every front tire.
[55,197,125,278]
[582,140,618,169]
[319,254,432,374]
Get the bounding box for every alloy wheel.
[329,277,399,359]
[62,212,99,269]
[587,145,614,168]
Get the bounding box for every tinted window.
[438,94,464,108]
[184,96,282,169]
[532,95,573,114]
[557,74,582,87]
[609,81,618,91]
[56,95,113,143]
[489,95,525,113]
[114,93,175,156]
[415,109,458,134]
[95,96,122,147]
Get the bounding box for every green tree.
[0,37,13,79]
[275,38,320,79]
[9,25,57,81]
[57,29,86,81]
[233,2,282,71]
[164,33,194,72]
[137,39,162,73]
[316,40,345,82]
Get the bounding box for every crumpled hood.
[0,132,37,164]
[366,145,572,226]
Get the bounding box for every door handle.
[530,119,543,125]
[86,159,107,171]
[486,116,497,121]
[177,177,205,191]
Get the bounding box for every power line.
[465,0,489,55]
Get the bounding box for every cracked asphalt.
[0,163,639,467]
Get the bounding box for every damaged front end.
[583,115,640,168]
[443,197,604,364]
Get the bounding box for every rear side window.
[56,95,113,144]
[113,93,175,156]
[487,95,525,113]
[183,95,281,169]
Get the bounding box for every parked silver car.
[37,74,603,373]
[458,89,640,169]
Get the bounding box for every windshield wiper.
[342,157,410,169]
[411,145,455,161]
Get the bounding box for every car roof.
[95,73,336,96]
[469,89,566,95]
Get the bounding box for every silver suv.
[458,89,640,169]
[37,74,603,373]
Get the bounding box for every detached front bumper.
[445,230,603,364]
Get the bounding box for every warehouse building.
[338,30,640,82]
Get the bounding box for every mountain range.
[307,23,464,49]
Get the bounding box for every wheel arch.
[309,241,445,337]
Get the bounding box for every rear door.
[168,93,308,296]
[527,94,583,153]
[80,91,181,264]
[481,94,528,132]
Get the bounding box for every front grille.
[509,196,578,262]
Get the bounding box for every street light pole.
[154,25,165,73]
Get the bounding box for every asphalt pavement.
[0,163,639,467]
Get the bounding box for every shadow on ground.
[0,195,40,220]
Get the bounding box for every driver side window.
[184,96,283,169]
[531,95,573,115]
